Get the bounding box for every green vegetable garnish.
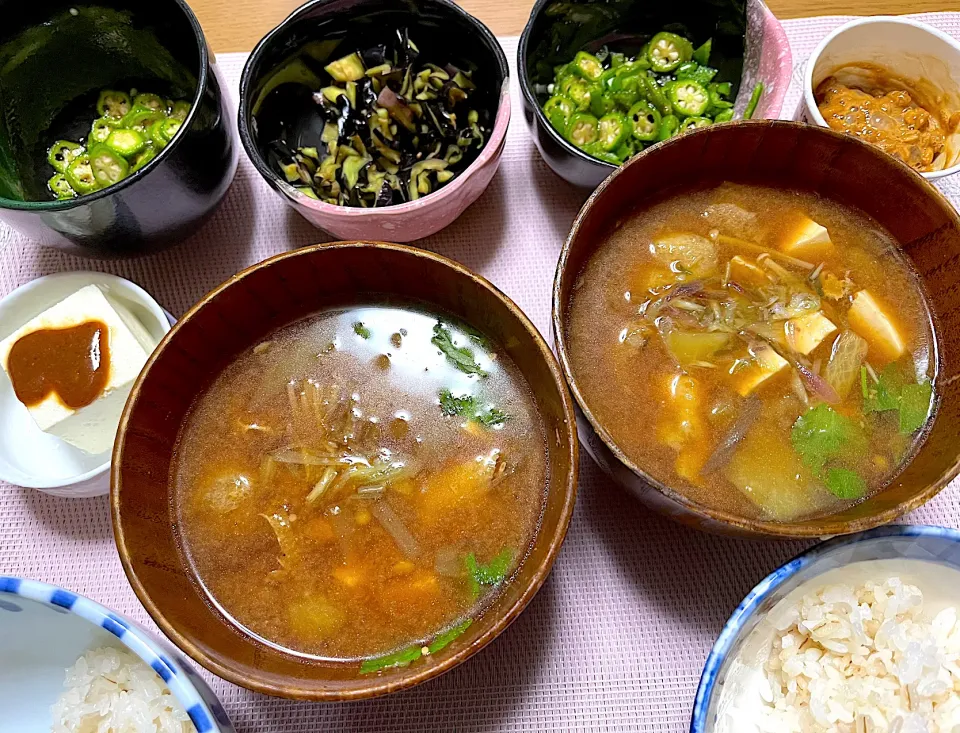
[359,620,474,673]
[864,363,905,413]
[438,389,508,428]
[47,173,76,200]
[47,140,83,173]
[692,38,713,65]
[353,321,371,339]
[359,644,422,674]
[899,381,933,434]
[64,155,97,195]
[540,30,733,166]
[676,62,718,85]
[543,95,575,134]
[431,323,487,377]
[791,405,870,500]
[466,548,513,589]
[658,114,681,141]
[567,112,600,148]
[572,51,605,81]
[743,82,764,120]
[597,112,630,151]
[96,89,131,119]
[105,129,146,158]
[647,31,694,73]
[825,468,868,499]
[45,87,191,199]
[427,619,472,654]
[863,363,933,434]
[791,404,867,475]
[666,80,710,118]
[628,101,661,141]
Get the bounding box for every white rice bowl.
[51,646,194,733]
[716,559,960,733]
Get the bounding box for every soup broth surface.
[173,304,548,660]
[567,184,936,522]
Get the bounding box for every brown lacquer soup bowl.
[112,242,578,700]
[553,120,960,539]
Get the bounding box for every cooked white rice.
[51,646,195,733]
[723,577,960,733]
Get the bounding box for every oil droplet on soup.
[566,183,937,522]
[173,305,548,660]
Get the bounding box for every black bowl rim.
[236,0,510,213]
[0,0,212,212]
[551,119,960,538]
[517,0,618,175]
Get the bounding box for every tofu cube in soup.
[847,290,906,363]
[778,213,834,260]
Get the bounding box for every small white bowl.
[799,16,960,180]
[0,576,233,732]
[0,272,172,498]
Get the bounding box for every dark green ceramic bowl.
[0,0,238,257]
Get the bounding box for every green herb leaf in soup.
[431,322,488,377]
[899,381,933,434]
[438,389,508,428]
[359,644,423,674]
[353,321,371,339]
[466,548,513,591]
[825,467,868,499]
[791,404,867,475]
[427,619,472,654]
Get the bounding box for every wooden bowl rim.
[552,119,960,539]
[111,240,580,700]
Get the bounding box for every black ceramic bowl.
[518,0,748,189]
[237,0,510,242]
[0,0,238,257]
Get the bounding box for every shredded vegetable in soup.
[173,304,548,666]
[567,184,937,522]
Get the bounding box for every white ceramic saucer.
[0,272,173,498]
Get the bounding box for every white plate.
[0,272,173,498]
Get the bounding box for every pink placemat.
[3,15,960,732]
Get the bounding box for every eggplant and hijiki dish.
[173,304,548,670]
[259,30,492,208]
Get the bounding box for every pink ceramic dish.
[744,0,793,120]
[238,0,511,243]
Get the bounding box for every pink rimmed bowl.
[238,0,510,242]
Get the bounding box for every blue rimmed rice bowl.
[0,576,233,732]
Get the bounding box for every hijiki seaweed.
[271,29,488,207]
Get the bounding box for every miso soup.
[567,184,937,522]
[173,304,548,666]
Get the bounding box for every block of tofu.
[847,290,906,364]
[784,311,837,355]
[733,344,789,396]
[0,285,154,454]
[778,213,834,260]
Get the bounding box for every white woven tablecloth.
[3,14,960,732]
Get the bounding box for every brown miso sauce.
[7,321,110,409]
